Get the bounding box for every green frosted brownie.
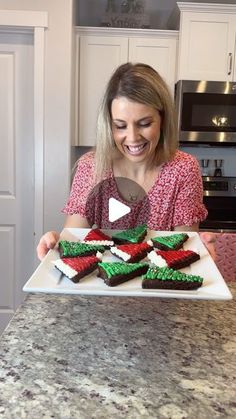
[148,233,189,250]
[142,266,203,290]
[58,240,105,258]
[112,224,147,245]
[98,261,149,287]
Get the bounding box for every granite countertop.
[0,284,236,419]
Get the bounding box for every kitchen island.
[0,285,235,419]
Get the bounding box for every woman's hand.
[36,216,89,261]
[37,231,60,261]
[199,232,218,260]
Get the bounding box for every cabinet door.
[178,12,236,81]
[77,35,128,146]
[129,37,177,95]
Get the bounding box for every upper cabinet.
[128,36,178,93]
[76,32,128,146]
[75,27,178,146]
[177,2,236,82]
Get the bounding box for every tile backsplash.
[180,145,236,177]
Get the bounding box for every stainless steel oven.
[200,177,236,232]
[175,80,236,145]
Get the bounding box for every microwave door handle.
[227,52,233,75]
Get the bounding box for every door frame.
[0,10,48,263]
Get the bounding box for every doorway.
[0,31,34,333]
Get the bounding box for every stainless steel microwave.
[175,80,236,145]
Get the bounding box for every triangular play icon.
[108,197,131,222]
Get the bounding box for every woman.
[37,62,208,260]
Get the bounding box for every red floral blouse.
[62,150,207,230]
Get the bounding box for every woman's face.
[111,96,162,164]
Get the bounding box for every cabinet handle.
[228,53,232,75]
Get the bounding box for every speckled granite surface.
[0,285,236,419]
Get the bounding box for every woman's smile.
[111,97,162,163]
[125,142,148,155]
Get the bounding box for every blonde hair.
[95,62,178,180]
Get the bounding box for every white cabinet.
[177,2,236,82]
[77,34,128,146]
[75,27,178,146]
[128,36,177,93]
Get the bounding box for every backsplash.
[180,145,236,177]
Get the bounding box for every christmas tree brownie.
[110,242,152,263]
[142,266,203,290]
[98,261,149,286]
[82,228,114,248]
[148,249,200,269]
[112,224,147,244]
[54,254,102,283]
[148,233,189,250]
[59,240,105,258]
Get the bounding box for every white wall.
[0,0,74,233]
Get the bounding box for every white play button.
[85,177,150,226]
[108,197,131,222]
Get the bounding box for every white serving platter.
[23,228,233,300]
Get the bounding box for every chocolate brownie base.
[142,279,201,290]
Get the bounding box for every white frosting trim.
[148,250,167,267]
[110,246,130,261]
[82,240,114,246]
[54,259,77,279]
[96,251,103,260]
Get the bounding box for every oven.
[200,177,236,232]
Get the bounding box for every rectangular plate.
[23,228,233,300]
